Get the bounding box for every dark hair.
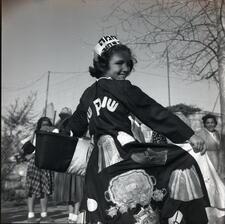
[89,44,137,78]
[202,114,217,126]
[36,117,52,131]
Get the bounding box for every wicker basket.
[35,130,78,172]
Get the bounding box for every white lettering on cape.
[87,96,119,119]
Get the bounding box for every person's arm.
[121,82,192,142]
[121,81,205,152]
[64,93,89,137]
[66,106,88,137]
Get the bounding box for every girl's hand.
[52,128,59,133]
[188,134,206,155]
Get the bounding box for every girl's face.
[104,53,132,80]
[40,120,52,131]
[41,120,51,127]
[204,118,216,132]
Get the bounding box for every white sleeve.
[21,136,31,145]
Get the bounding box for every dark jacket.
[67,78,194,143]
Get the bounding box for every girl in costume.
[64,35,209,224]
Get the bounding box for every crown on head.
[94,35,121,56]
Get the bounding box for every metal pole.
[166,48,171,107]
[44,71,50,116]
[212,92,220,112]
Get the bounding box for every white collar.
[97,77,112,81]
[205,128,216,135]
[205,129,219,143]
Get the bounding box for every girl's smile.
[104,53,132,80]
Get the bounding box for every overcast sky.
[2,0,219,120]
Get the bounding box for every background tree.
[1,92,37,183]
[105,0,225,174]
[168,103,202,116]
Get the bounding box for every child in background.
[24,117,54,223]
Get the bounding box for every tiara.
[94,35,121,56]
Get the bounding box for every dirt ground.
[1,199,86,223]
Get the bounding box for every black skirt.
[82,140,209,224]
